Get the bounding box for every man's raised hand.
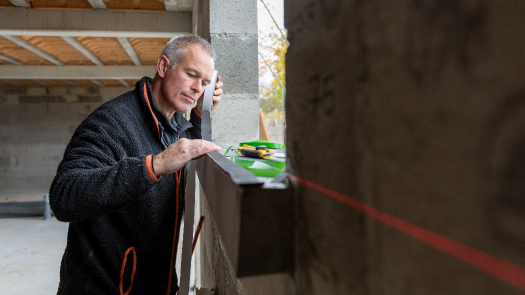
[153,138,221,176]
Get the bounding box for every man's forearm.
[50,155,155,223]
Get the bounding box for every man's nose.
[191,79,204,94]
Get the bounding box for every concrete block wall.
[197,181,294,295]
[0,87,131,201]
[286,0,525,294]
[206,0,259,148]
[199,188,245,294]
[194,0,263,293]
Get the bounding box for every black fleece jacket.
[50,77,201,295]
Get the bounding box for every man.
[50,35,222,294]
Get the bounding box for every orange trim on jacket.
[193,108,202,118]
[120,246,137,295]
[193,108,212,118]
[143,84,161,139]
[145,155,160,183]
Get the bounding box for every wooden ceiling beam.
[117,37,142,66]
[118,79,130,87]
[0,79,24,86]
[2,35,64,66]
[63,80,80,87]
[0,53,24,65]
[61,36,104,66]
[0,66,156,79]
[0,9,191,38]
[164,0,178,11]
[164,0,194,11]
[30,79,54,87]
[90,79,106,87]
[8,0,30,8]
[87,0,107,10]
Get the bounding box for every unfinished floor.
[0,216,68,295]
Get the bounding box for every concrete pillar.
[193,0,259,294]
[286,0,525,294]
[197,0,259,148]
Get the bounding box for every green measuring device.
[232,140,286,177]
[239,140,286,149]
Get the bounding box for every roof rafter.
[118,79,130,87]
[0,53,24,65]
[117,37,142,66]
[30,79,54,87]
[0,79,24,86]
[63,80,80,87]
[90,79,105,87]
[87,0,107,10]
[2,35,64,66]
[8,0,30,7]
[61,36,104,66]
[164,0,194,11]
[164,0,178,11]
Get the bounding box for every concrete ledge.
[196,153,294,277]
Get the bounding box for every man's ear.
[156,55,170,78]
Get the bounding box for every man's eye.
[202,82,207,87]
[187,73,195,78]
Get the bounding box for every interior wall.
[285,0,525,294]
[0,87,131,202]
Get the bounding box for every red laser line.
[288,174,525,292]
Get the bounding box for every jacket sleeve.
[49,109,156,223]
[186,108,202,140]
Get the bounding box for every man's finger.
[213,88,223,96]
[190,141,221,159]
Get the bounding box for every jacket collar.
[137,77,193,144]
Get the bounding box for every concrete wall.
[201,0,259,148]
[0,87,131,202]
[198,184,245,294]
[286,0,525,294]
[197,180,294,295]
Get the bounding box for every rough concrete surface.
[0,217,68,295]
[209,0,257,34]
[211,36,259,95]
[199,189,245,295]
[286,0,525,294]
[206,0,259,150]
[240,273,294,295]
[212,94,259,148]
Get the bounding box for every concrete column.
[197,0,259,148]
[286,0,525,294]
[194,0,259,294]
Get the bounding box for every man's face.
[161,44,215,114]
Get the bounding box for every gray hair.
[161,34,216,69]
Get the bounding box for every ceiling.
[0,0,194,88]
